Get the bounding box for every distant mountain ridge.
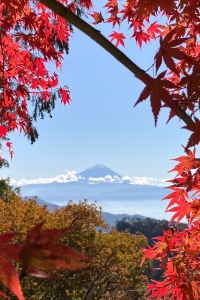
[23,196,145,227]
[23,196,58,211]
[79,164,121,179]
[102,212,145,227]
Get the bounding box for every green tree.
[0,178,20,202]
[116,217,186,245]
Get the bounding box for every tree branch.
[39,0,194,127]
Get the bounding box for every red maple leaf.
[104,0,118,8]
[79,0,93,10]
[170,150,200,175]
[163,187,188,211]
[134,72,176,125]
[109,31,125,47]
[133,31,150,48]
[19,223,88,277]
[0,233,24,300]
[106,14,120,26]
[167,196,190,223]
[6,141,14,159]
[155,29,189,73]
[59,87,71,105]
[0,126,8,139]
[90,12,104,24]
[147,22,163,39]
[184,117,200,148]
[104,0,119,26]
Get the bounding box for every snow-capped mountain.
[79,164,121,179]
[12,165,169,219]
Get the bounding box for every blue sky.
[1,24,189,181]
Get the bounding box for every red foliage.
[0,0,73,156]
[143,150,200,299]
[1,0,200,152]
[92,0,200,147]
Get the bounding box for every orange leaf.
[171,150,199,175]
[90,12,104,24]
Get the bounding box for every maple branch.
[39,0,194,127]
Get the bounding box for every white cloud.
[88,175,121,184]
[5,171,167,187]
[88,175,167,186]
[9,170,82,186]
[121,176,167,186]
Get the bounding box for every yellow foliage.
[0,196,148,299]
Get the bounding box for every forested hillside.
[116,217,186,244]
[0,179,149,299]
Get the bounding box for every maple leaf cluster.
[142,150,200,299]
[0,0,93,158]
[90,0,200,147]
[1,0,200,151]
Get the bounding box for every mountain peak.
[92,164,108,168]
[79,164,121,179]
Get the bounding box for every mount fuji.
[79,164,121,179]
[20,164,167,219]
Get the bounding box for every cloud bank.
[7,171,167,187]
[10,170,82,186]
[88,175,167,186]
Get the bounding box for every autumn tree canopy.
[0,188,148,300]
